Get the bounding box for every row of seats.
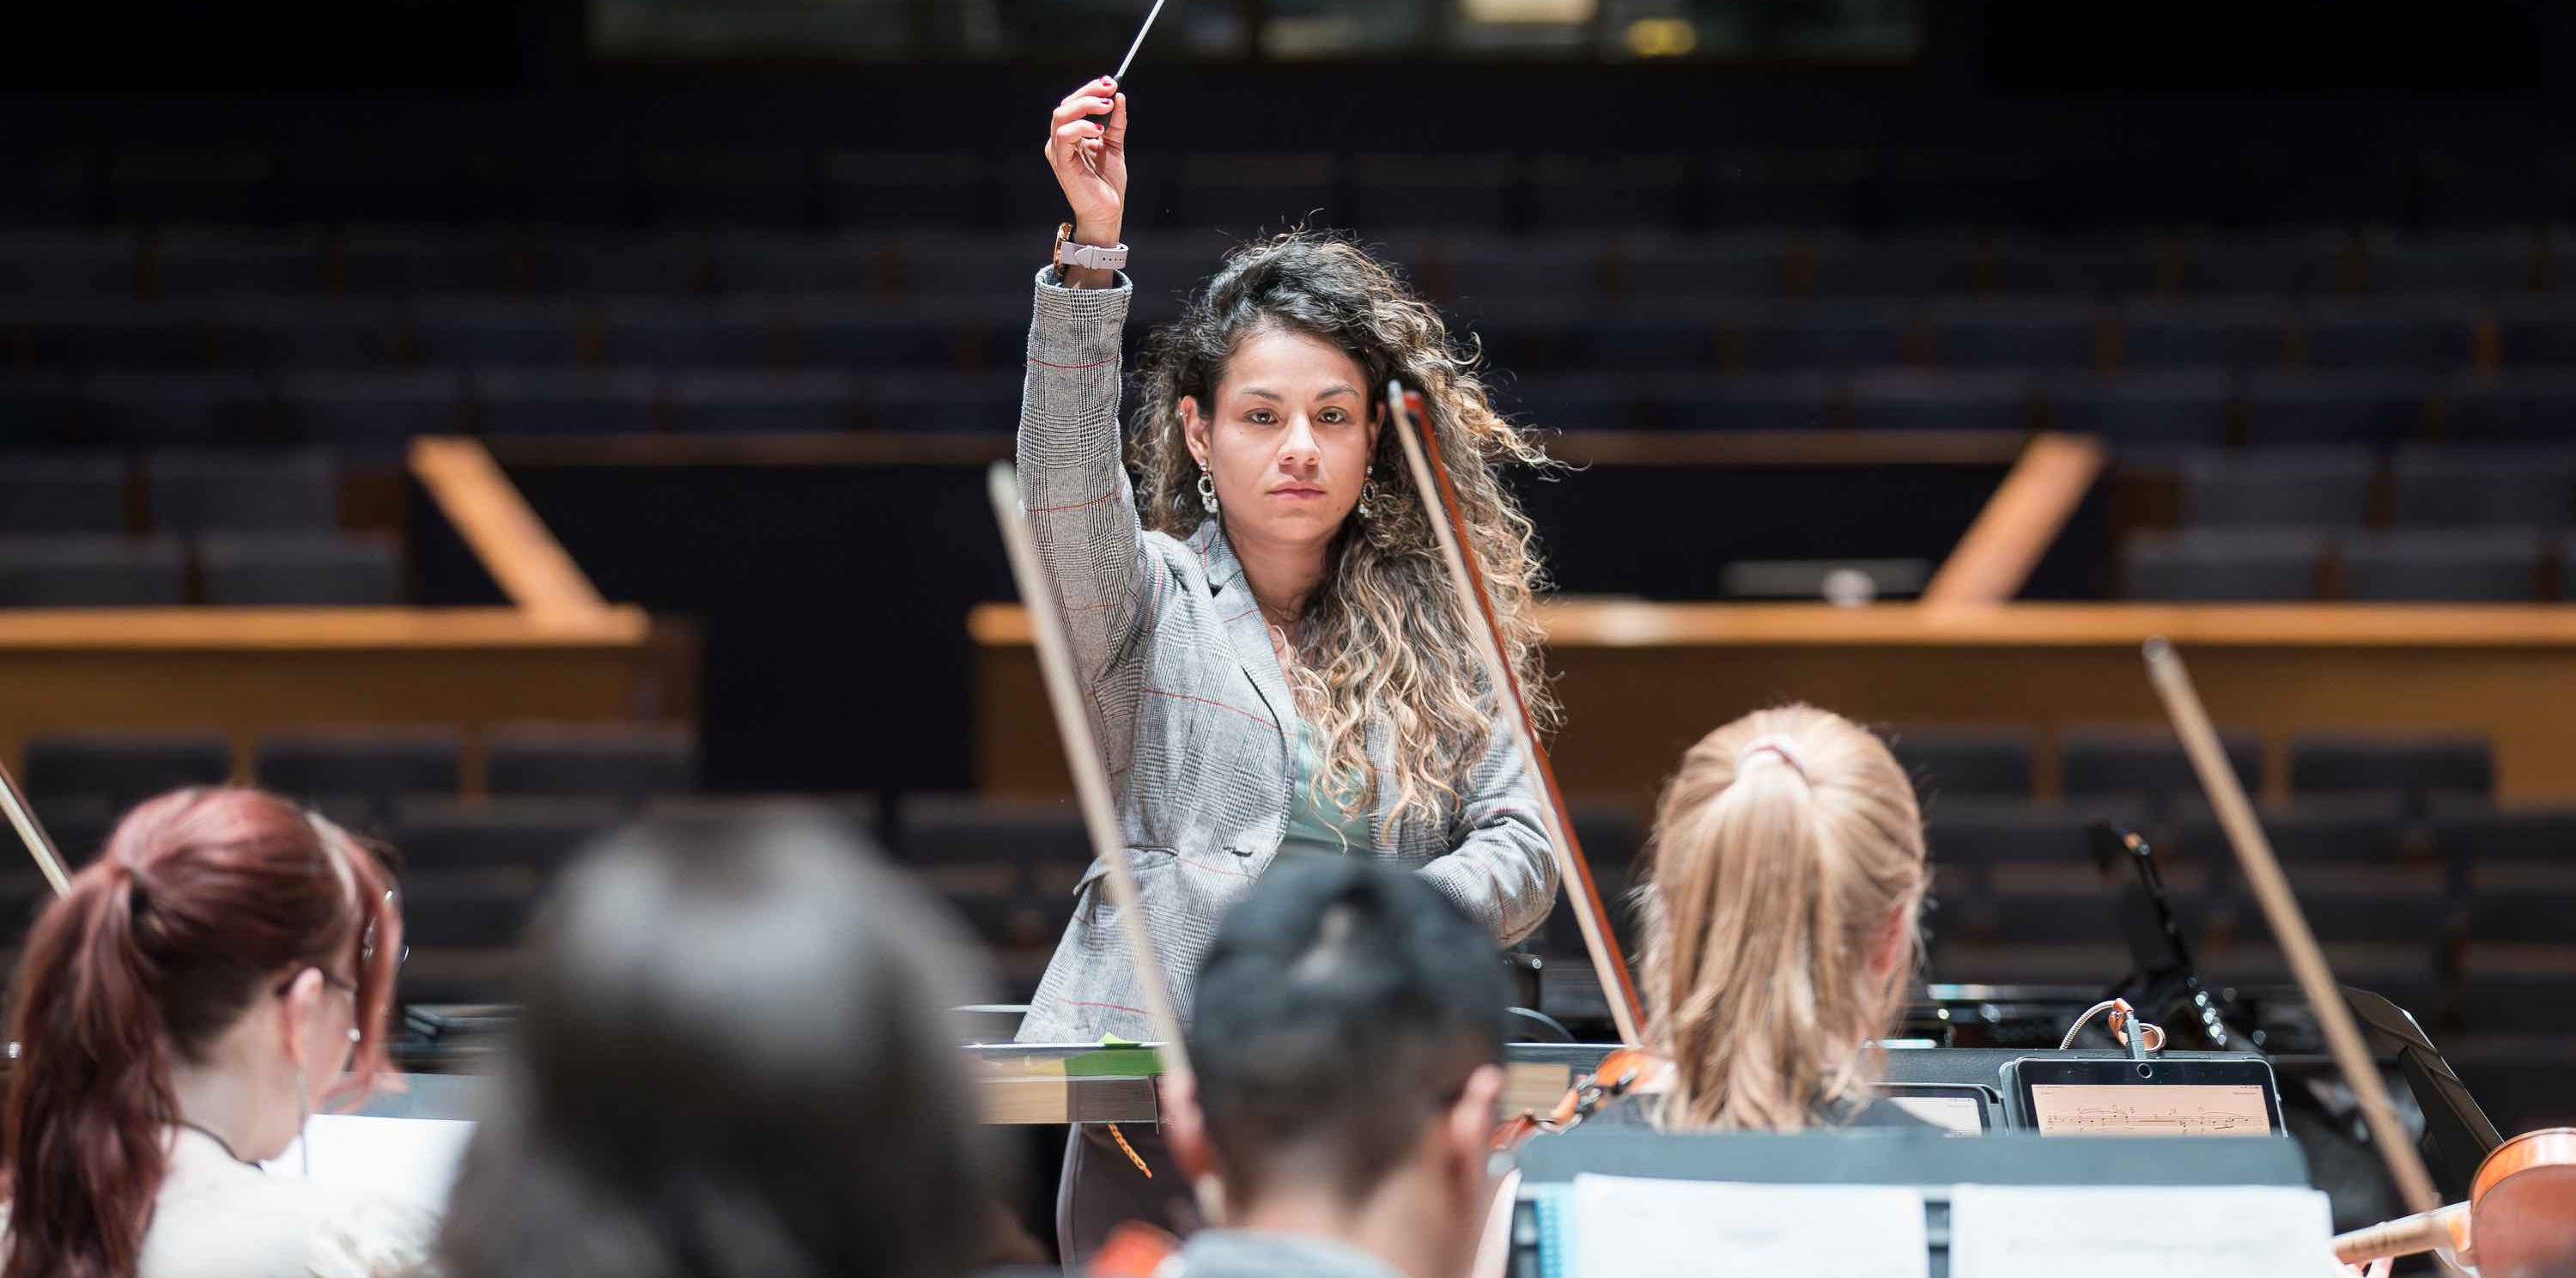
[2124,526,2576,601]
[0,449,339,532]
[8,367,2572,447]
[0,532,401,606]
[1885,726,2489,806]
[8,294,2573,374]
[17,723,696,812]
[5,225,2572,302]
[2171,447,2576,527]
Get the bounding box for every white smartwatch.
[1053,222,1129,274]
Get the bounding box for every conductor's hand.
[1047,77,1127,283]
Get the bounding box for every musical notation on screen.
[2028,1084,2270,1137]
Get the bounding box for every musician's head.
[1133,228,1561,832]
[438,809,988,1278]
[1637,703,1928,1132]
[1168,857,1506,1278]
[1,787,402,1277]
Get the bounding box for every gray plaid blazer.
[1012,269,1556,1045]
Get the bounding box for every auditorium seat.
[398,873,544,949]
[1801,233,1978,299]
[2428,799,2576,872]
[2042,371,2233,447]
[0,230,137,297]
[2493,302,2576,367]
[1176,152,1340,235]
[2338,529,2543,602]
[2389,447,2574,526]
[0,534,186,606]
[1526,155,1688,233]
[393,795,623,872]
[2058,725,2263,807]
[0,453,125,532]
[1348,154,1513,232]
[710,230,888,296]
[197,532,402,605]
[1619,234,1793,302]
[526,234,708,296]
[82,371,272,445]
[108,151,275,224]
[144,449,337,532]
[2239,372,2433,445]
[2451,1038,2576,1135]
[1987,234,2159,296]
[472,368,659,435]
[1929,300,2099,370]
[2466,880,2576,946]
[2117,300,2290,369]
[665,370,860,434]
[598,299,782,367]
[0,373,82,443]
[256,727,462,819]
[2172,230,2350,296]
[1442,240,1603,313]
[27,796,116,866]
[2302,303,2478,370]
[1978,883,2141,947]
[2123,527,2326,600]
[208,301,404,368]
[1540,803,1649,958]
[641,150,810,227]
[780,301,963,370]
[2167,794,2411,864]
[2457,952,2576,1033]
[640,793,883,839]
[1890,727,2034,799]
[896,794,1083,945]
[819,152,993,229]
[333,225,515,295]
[0,871,59,952]
[2223,867,2447,945]
[413,298,586,366]
[18,305,210,368]
[484,722,696,806]
[150,230,320,296]
[2441,372,2576,443]
[277,370,465,455]
[1921,800,2127,888]
[1845,370,2034,432]
[2178,449,2373,527]
[2360,229,2542,295]
[2287,732,2493,804]
[1740,304,1914,371]
[1653,372,1838,431]
[22,730,232,807]
[857,373,1022,433]
[2205,945,2443,1027]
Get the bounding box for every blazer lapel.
[1200,523,1296,738]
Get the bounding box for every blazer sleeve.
[1017,268,1150,697]
[1416,713,1558,946]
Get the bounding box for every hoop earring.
[1197,466,1219,514]
[1355,466,1376,520]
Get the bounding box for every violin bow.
[986,463,1195,1080]
[0,754,71,898]
[1386,383,1645,1047]
[2142,637,2440,1214]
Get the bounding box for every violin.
[2331,1128,2576,1278]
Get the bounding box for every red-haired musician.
[0,788,430,1278]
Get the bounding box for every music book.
[266,1115,477,1212]
[1570,1174,1930,1278]
[1948,1184,2332,1278]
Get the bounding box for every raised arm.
[1021,78,1149,691]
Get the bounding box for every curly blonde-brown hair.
[1128,230,1558,834]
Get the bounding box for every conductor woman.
[1018,78,1569,1260]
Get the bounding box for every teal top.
[1280,719,1370,856]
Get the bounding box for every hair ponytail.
[3,861,179,1278]
[1637,704,1927,1132]
[2,788,403,1278]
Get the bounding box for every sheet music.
[2028,1084,2271,1136]
[265,1116,475,1212]
[1884,1093,1984,1134]
[1949,1184,2332,1278]
[1573,1175,1929,1278]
